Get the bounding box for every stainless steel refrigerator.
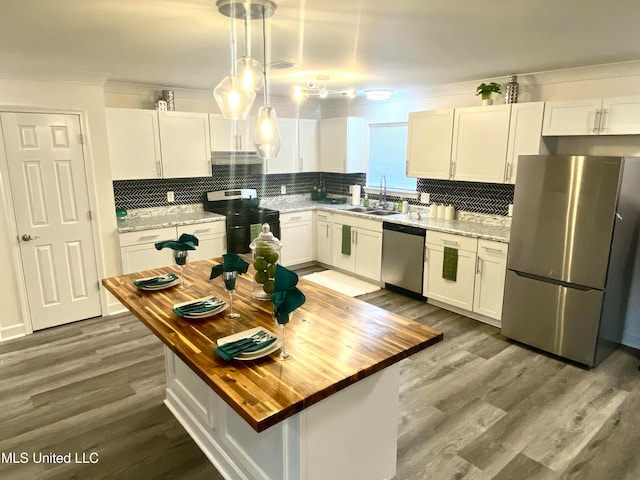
[502,155,640,367]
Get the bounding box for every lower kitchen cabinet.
[119,222,226,274]
[331,214,382,282]
[473,239,508,321]
[424,231,478,310]
[315,211,332,265]
[280,211,313,267]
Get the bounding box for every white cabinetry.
[280,211,313,266]
[451,104,511,183]
[473,239,508,322]
[423,231,478,310]
[331,214,382,282]
[299,119,318,172]
[319,117,365,173]
[315,210,332,265]
[106,108,211,180]
[106,108,162,180]
[504,102,547,183]
[209,115,255,151]
[406,109,454,179]
[158,111,211,177]
[263,118,318,174]
[542,95,640,136]
[119,222,226,274]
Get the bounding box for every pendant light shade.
[253,106,281,159]
[213,75,256,120]
[236,56,265,92]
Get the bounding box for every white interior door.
[1,112,101,330]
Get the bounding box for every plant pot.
[482,98,493,106]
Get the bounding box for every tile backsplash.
[113,167,513,216]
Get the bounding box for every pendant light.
[236,16,264,93]
[253,2,281,160]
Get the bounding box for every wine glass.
[273,311,292,360]
[222,271,240,319]
[174,250,188,289]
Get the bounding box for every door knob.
[21,234,40,241]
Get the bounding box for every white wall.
[0,78,119,338]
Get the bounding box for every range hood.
[211,151,261,165]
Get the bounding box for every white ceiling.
[2,0,640,99]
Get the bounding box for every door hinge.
[78,133,85,144]
[88,210,93,221]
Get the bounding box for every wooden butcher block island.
[103,258,443,480]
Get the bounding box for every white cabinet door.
[315,211,332,265]
[319,117,365,173]
[473,240,508,322]
[425,244,477,310]
[210,115,255,151]
[106,108,162,180]
[542,98,602,136]
[265,118,297,174]
[451,105,511,183]
[119,226,177,274]
[505,102,547,184]
[600,95,640,135]
[177,223,226,262]
[299,119,318,172]
[332,223,356,272]
[158,111,211,178]
[280,211,313,266]
[354,228,382,281]
[406,109,454,179]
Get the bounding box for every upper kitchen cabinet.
[318,117,365,173]
[106,108,211,180]
[263,118,318,174]
[406,109,454,180]
[451,104,511,183]
[106,108,162,180]
[542,95,640,136]
[158,111,211,178]
[504,102,547,184]
[209,114,255,151]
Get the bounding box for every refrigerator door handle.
[510,269,596,292]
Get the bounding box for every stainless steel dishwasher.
[381,221,426,295]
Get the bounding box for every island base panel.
[164,347,399,480]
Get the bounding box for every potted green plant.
[475,82,502,105]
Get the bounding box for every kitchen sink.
[345,207,397,216]
[366,210,398,216]
[345,207,372,213]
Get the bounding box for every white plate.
[136,275,180,291]
[217,327,281,361]
[174,296,228,319]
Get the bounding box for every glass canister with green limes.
[249,223,282,300]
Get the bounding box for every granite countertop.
[117,207,225,233]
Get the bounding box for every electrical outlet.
[167,191,175,203]
[508,204,514,217]
[281,185,287,194]
[420,192,430,204]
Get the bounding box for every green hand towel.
[271,264,306,325]
[250,223,262,242]
[209,253,250,279]
[442,247,458,281]
[154,233,199,251]
[341,225,352,256]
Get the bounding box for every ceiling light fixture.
[294,76,357,101]
[364,89,394,101]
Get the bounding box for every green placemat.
[341,224,351,256]
[442,247,458,281]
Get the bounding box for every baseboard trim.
[0,323,26,342]
[107,301,127,316]
[427,298,502,328]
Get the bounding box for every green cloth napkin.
[214,334,277,361]
[271,264,305,324]
[210,253,250,279]
[134,273,178,288]
[250,223,262,241]
[341,224,351,256]
[442,247,458,281]
[154,233,199,251]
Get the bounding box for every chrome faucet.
[379,174,387,209]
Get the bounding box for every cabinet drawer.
[280,210,313,225]
[477,239,508,258]
[315,210,333,222]
[332,213,382,233]
[119,227,177,247]
[177,221,225,236]
[426,230,477,252]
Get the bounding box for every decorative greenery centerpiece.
[475,82,502,103]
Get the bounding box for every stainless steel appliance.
[203,189,280,254]
[502,155,640,367]
[381,221,426,295]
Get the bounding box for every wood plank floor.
[1,281,639,479]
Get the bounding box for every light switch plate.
[281,185,287,194]
[420,192,430,204]
[167,191,175,203]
